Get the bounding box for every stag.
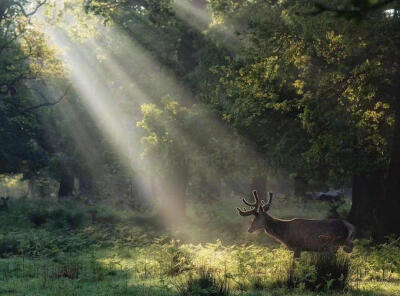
[237,191,355,260]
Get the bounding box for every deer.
[237,191,355,262]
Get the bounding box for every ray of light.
[44,28,154,196]
[36,5,268,225]
[173,0,244,51]
[39,23,195,222]
[173,0,211,32]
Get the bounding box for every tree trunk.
[348,171,385,236]
[250,175,267,200]
[378,98,400,239]
[177,30,198,75]
[349,79,400,240]
[27,177,35,198]
[79,173,93,196]
[58,172,75,198]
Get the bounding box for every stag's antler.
[237,190,260,216]
[261,192,273,212]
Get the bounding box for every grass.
[0,196,399,295]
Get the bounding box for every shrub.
[65,211,86,229]
[248,275,267,290]
[177,267,230,296]
[53,260,82,279]
[288,253,350,292]
[48,208,68,228]
[161,240,193,276]
[48,208,86,229]
[28,208,49,226]
[0,236,20,257]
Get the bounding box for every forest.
[1,0,400,295]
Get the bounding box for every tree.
[0,0,62,176]
[206,0,400,238]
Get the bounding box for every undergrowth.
[288,252,351,292]
[176,267,230,296]
[0,198,398,295]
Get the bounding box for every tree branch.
[312,0,397,17]
[16,85,71,116]
[13,0,48,18]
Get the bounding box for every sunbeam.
[173,0,244,51]
[33,2,267,225]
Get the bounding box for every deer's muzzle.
[248,226,256,233]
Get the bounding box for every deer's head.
[237,191,273,233]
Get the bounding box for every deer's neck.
[264,214,288,244]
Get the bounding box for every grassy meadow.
[0,195,399,296]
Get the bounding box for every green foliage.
[27,202,87,229]
[207,0,399,185]
[48,207,86,229]
[0,235,21,257]
[160,240,193,276]
[352,237,400,282]
[0,0,63,175]
[289,253,351,292]
[28,208,49,226]
[0,198,399,295]
[177,267,230,296]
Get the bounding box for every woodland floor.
[0,196,399,296]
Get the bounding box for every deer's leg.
[328,246,339,255]
[292,249,301,266]
[293,250,301,259]
[291,250,301,271]
[288,249,301,282]
[343,222,355,253]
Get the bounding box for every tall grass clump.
[288,252,350,292]
[158,240,193,276]
[177,267,230,296]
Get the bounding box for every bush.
[177,267,230,296]
[353,237,400,281]
[65,211,86,229]
[53,260,82,279]
[28,208,49,226]
[0,236,20,257]
[163,240,193,276]
[288,253,350,292]
[48,208,86,229]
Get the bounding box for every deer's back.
[284,218,351,252]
